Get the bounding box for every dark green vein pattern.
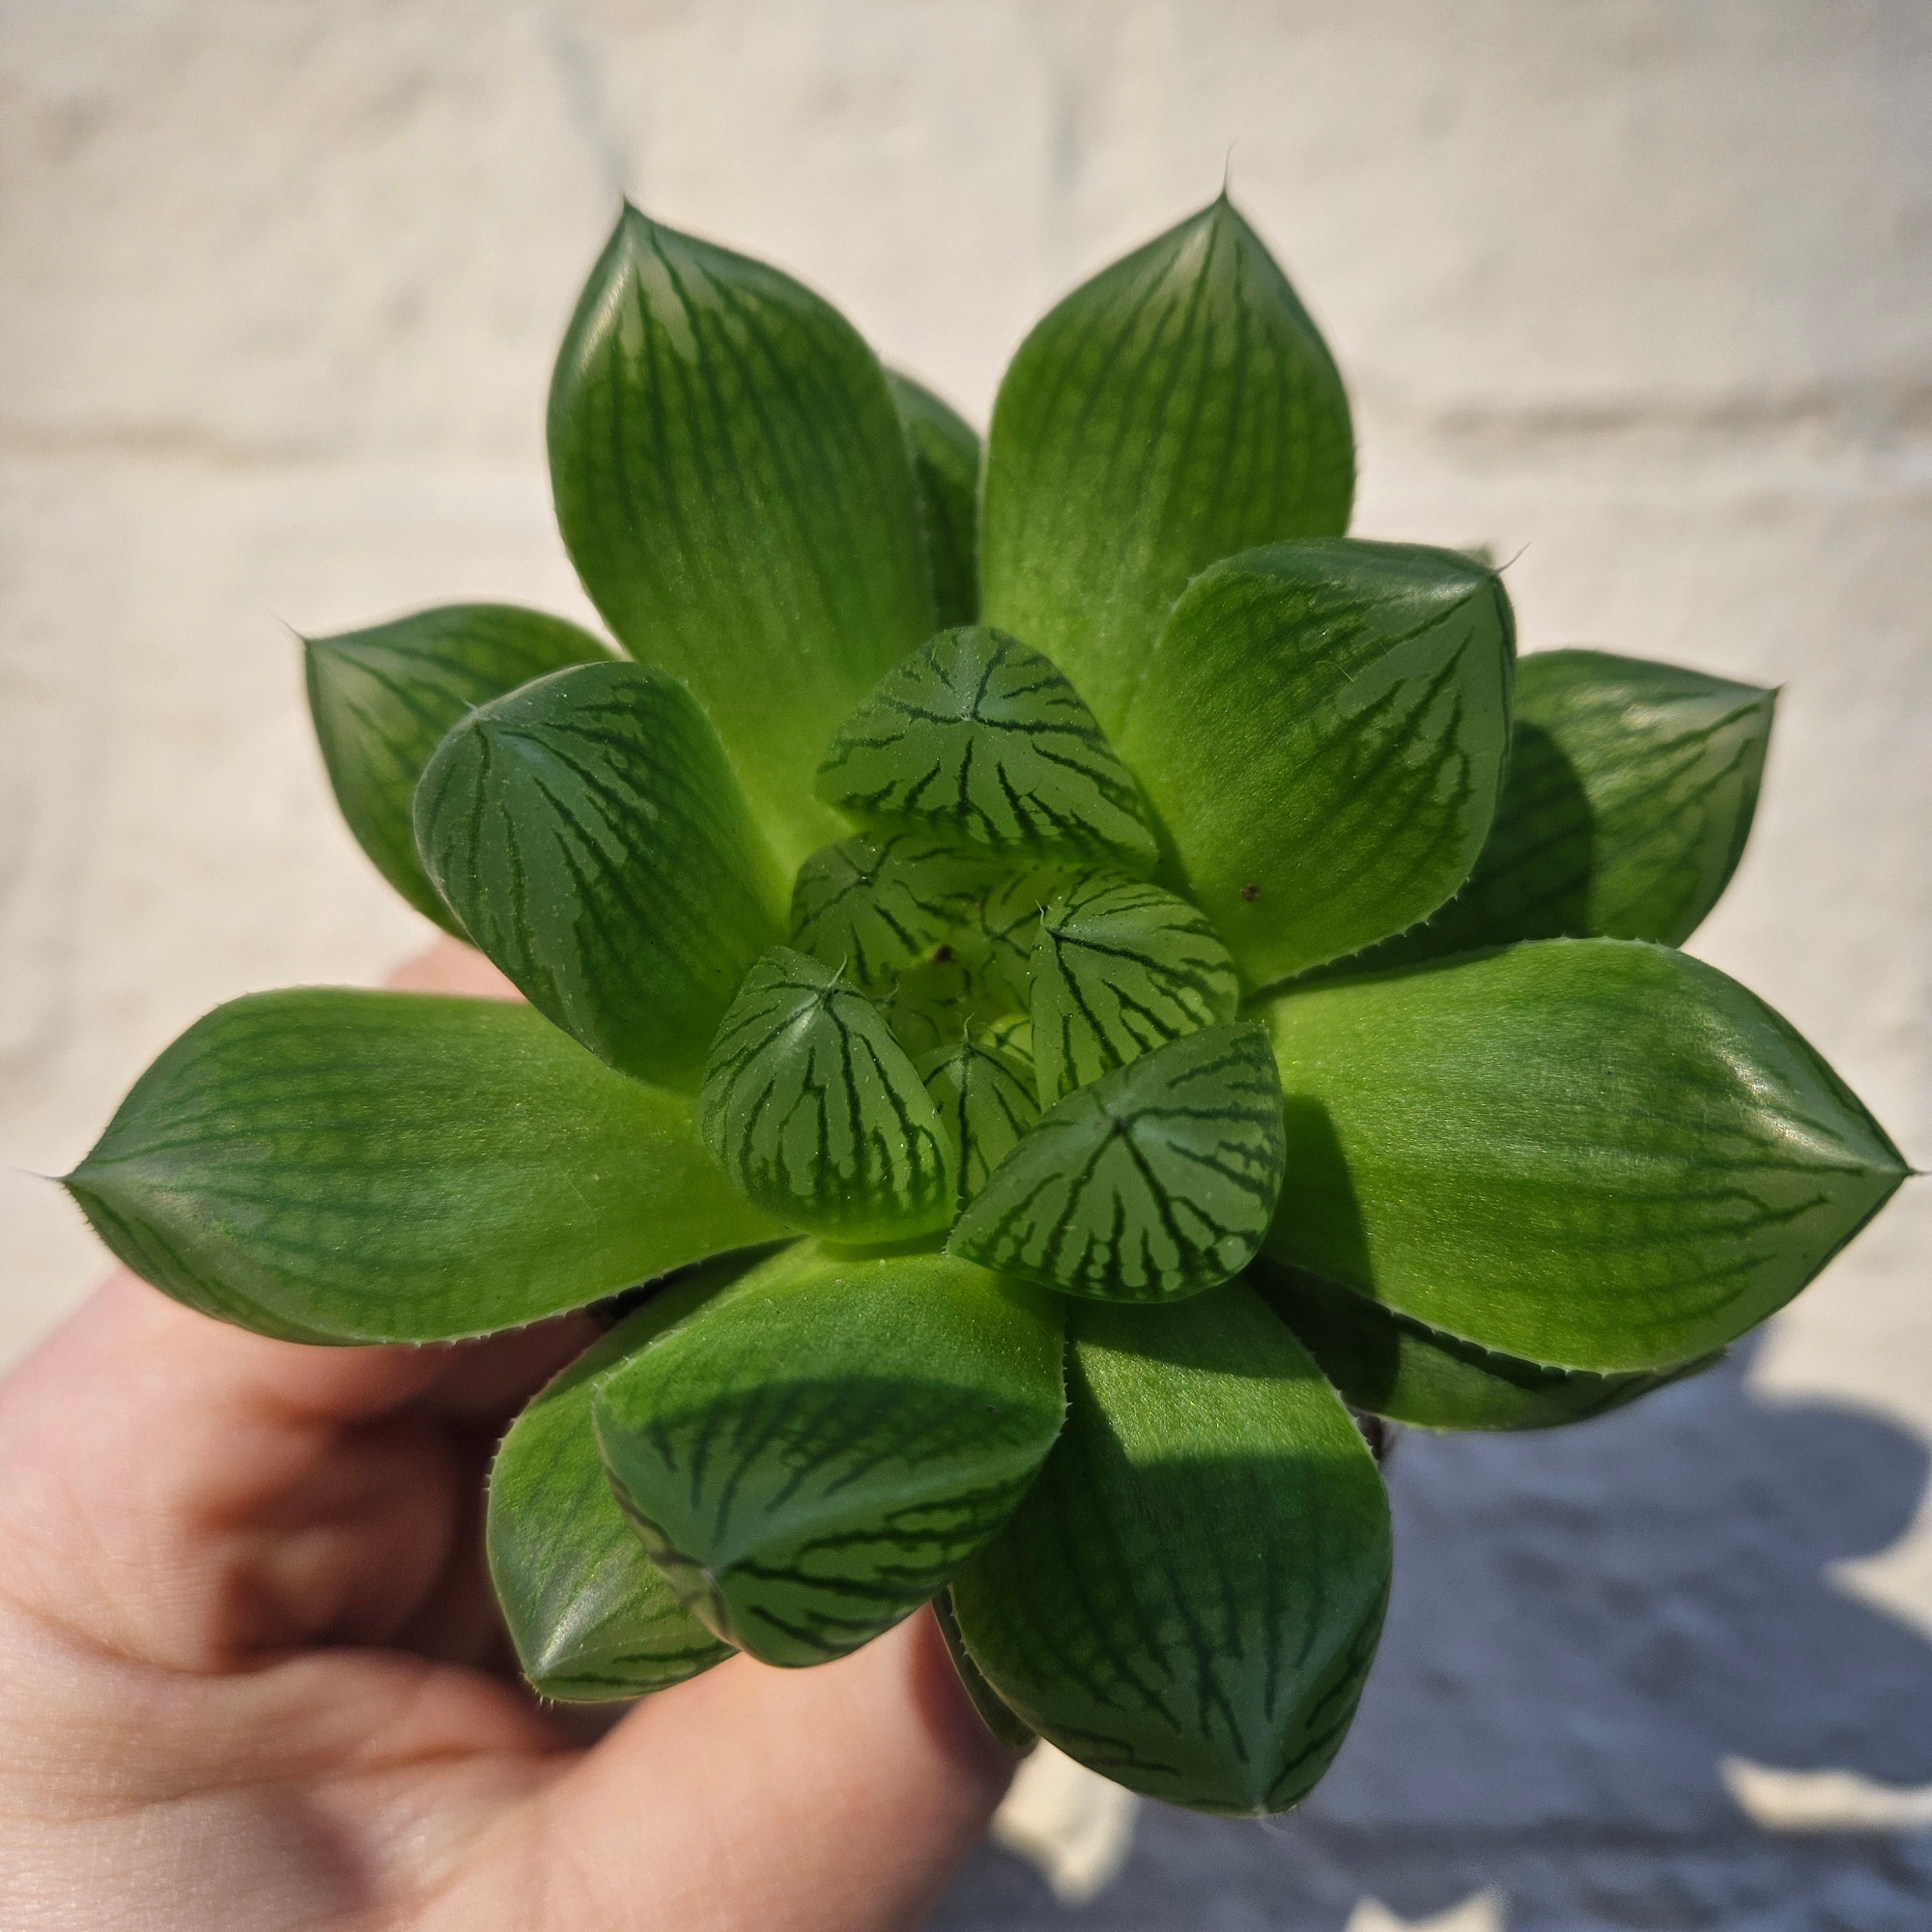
[816,628,1158,870]
[1330,648,1776,973]
[1119,539,1516,991]
[887,370,981,629]
[1260,939,1909,1373]
[549,206,934,872]
[697,949,956,1241]
[415,661,783,1090]
[950,1023,1286,1302]
[487,1268,746,1700]
[1030,871,1238,1101]
[63,991,784,1342]
[918,1029,1042,1211]
[981,194,1354,737]
[304,602,611,932]
[1252,1258,1717,1433]
[951,1287,1391,1814]
[933,1587,1036,1752]
[591,1244,1065,1667]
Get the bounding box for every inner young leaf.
[949,1022,1288,1302]
[1030,871,1240,1102]
[697,947,956,1242]
[815,628,1158,871]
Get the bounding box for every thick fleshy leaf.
[64,992,784,1342]
[697,949,955,1240]
[592,1243,1065,1667]
[888,371,980,628]
[1333,648,1776,971]
[934,1588,1036,1752]
[1118,539,1515,989]
[549,206,934,870]
[951,1286,1391,1814]
[981,195,1353,736]
[1260,940,1908,1373]
[304,603,611,932]
[487,1266,750,1700]
[1029,871,1238,1102]
[1253,1259,1716,1432]
[918,1030,1042,1211]
[415,661,783,1089]
[789,834,1040,1054]
[816,628,1157,871]
[949,1023,1286,1302]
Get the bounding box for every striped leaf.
[487,1266,748,1700]
[414,661,783,1091]
[981,195,1353,737]
[950,1287,1392,1814]
[918,1029,1042,1211]
[591,1243,1065,1667]
[304,603,611,932]
[949,1023,1286,1302]
[63,991,784,1342]
[549,206,934,872]
[1253,1259,1717,1433]
[888,371,980,628]
[1331,649,1776,972]
[816,628,1158,871]
[697,949,956,1242]
[1259,940,1908,1373]
[788,834,1042,1054]
[1118,539,1516,989]
[1029,871,1238,1102]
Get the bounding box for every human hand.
[0,944,1011,1932]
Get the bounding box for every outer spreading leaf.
[951,1286,1391,1814]
[415,661,783,1089]
[1119,540,1515,989]
[816,628,1158,871]
[592,1243,1065,1667]
[304,603,611,932]
[64,991,783,1342]
[887,371,980,628]
[1253,1259,1714,1432]
[918,1030,1042,1211]
[549,206,934,871]
[1335,649,1776,971]
[487,1266,747,1700]
[697,949,955,1241]
[1260,940,1907,1372]
[1029,871,1238,1102]
[949,1023,1286,1302]
[981,195,1353,736]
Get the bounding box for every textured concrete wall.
[3,5,1929,1926]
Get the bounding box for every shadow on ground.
[933,1341,1932,1929]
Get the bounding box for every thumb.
[427,1611,1012,1932]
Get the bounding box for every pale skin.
[0,942,1012,1931]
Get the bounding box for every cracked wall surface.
[3,5,1929,1926]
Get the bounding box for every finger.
[0,1276,590,1669]
[427,1612,1013,1932]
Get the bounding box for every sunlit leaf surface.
[952,1286,1390,1813]
[593,1244,1065,1666]
[918,1029,1042,1211]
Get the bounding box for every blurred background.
[3,4,1929,1926]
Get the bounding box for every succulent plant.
[66,196,1909,1817]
